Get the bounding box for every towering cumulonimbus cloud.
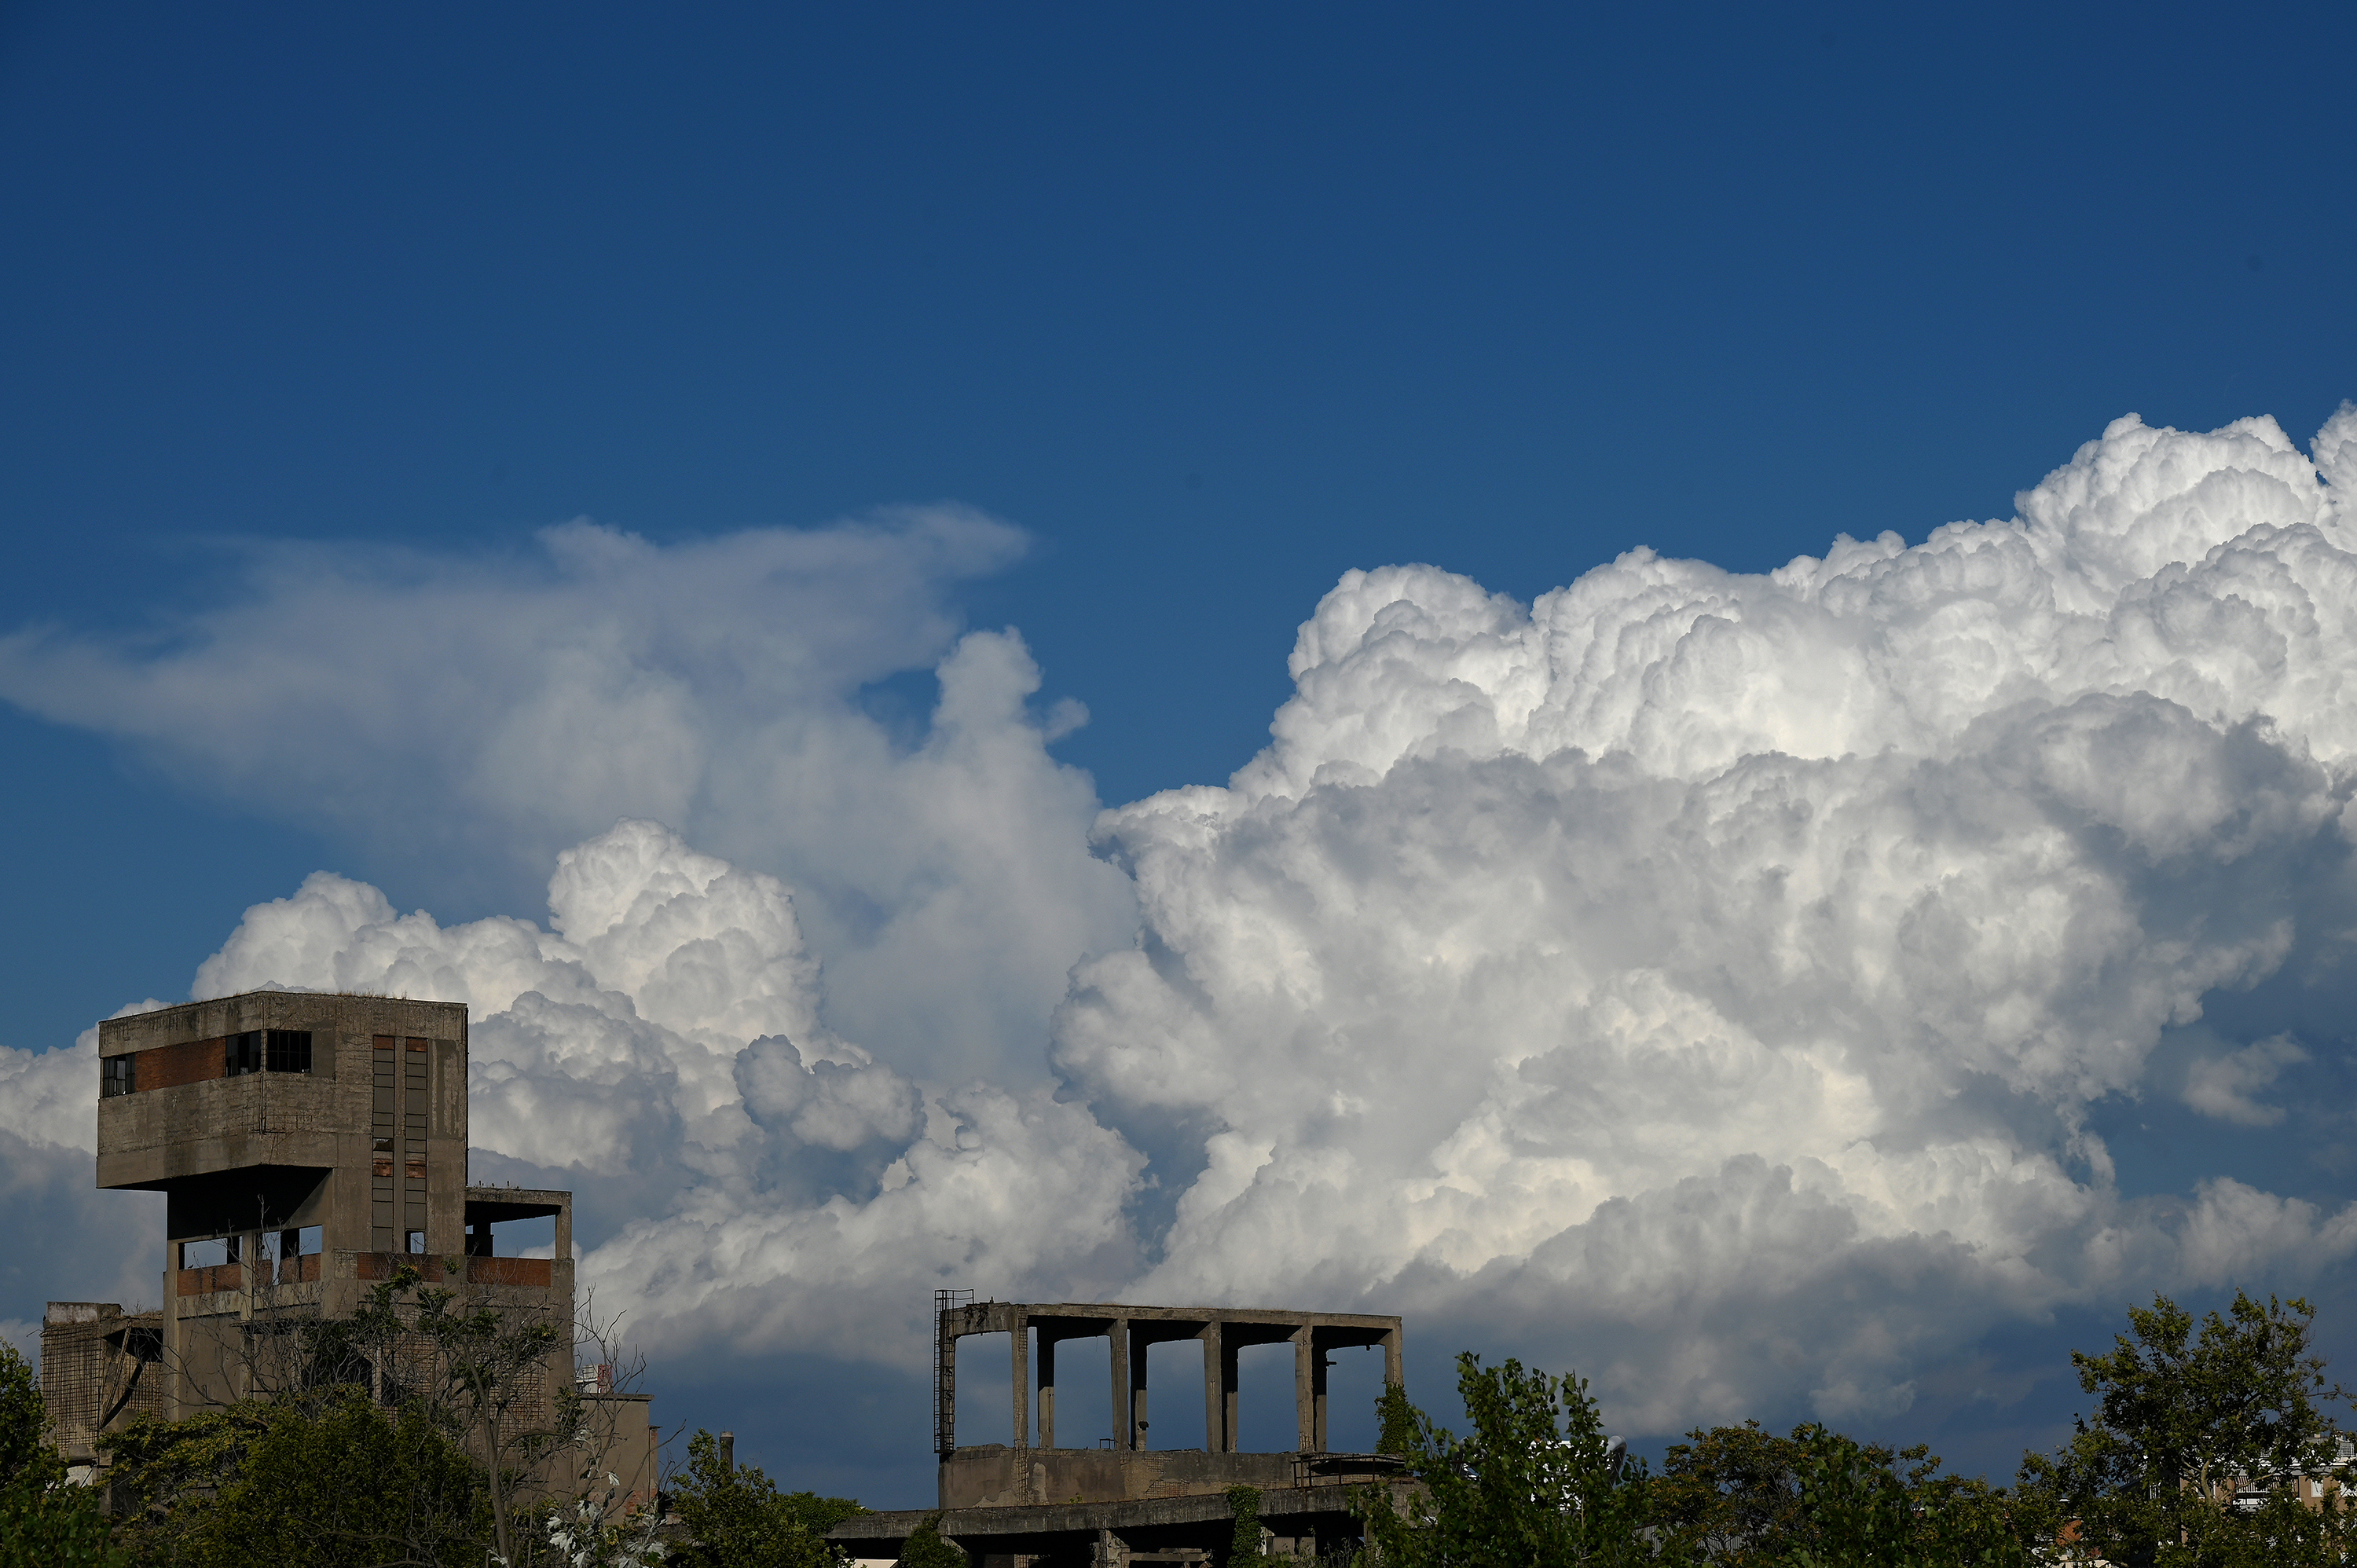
[6,409,2357,1441]
[1048,409,2357,1423]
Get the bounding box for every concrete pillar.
[1221,1337,1241,1453]
[1109,1319,1131,1451]
[1129,1326,1150,1449]
[1293,1324,1314,1453]
[1039,1335,1058,1449]
[1012,1316,1030,1449]
[1312,1336,1329,1453]
[162,1240,183,1419]
[1200,1321,1226,1453]
[1383,1324,1404,1390]
[235,1229,261,1399]
[553,1200,573,1262]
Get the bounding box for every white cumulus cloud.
[1053,407,2357,1425]
[6,410,2357,1456]
[0,508,1138,1086]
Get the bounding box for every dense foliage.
[1654,1420,2020,1567]
[0,1339,121,1567]
[46,1262,688,1567]
[668,1427,867,1568]
[1360,1291,2355,1568]
[899,1510,971,1568]
[13,1284,2354,1568]
[2013,1290,2356,1568]
[102,1392,489,1566]
[1356,1353,1663,1568]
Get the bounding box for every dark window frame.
[228,1029,311,1077]
[265,1030,312,1074]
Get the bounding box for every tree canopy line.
[2,1287,2352,1566]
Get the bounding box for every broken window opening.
[227,1030,313,1077]
[1039,1333,1114,1450]
[953,1331,1014,1450]
[1143,1338,1208,1450]
[100,1056,135,1097]
[1321,1343,1384,1453]
[464,1213,553,1257]
[1233,1342,1297,1453]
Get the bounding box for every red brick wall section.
[140,1037,226,1091]
[468,1257,553,1288]
[176,1263,244,1296]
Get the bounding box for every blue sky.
[5,0,2357,1504]
[5,2,2352,1036]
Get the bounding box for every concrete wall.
[941,1445,1303,1509]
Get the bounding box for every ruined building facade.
[42,991,654,1504]
[834,1295,1412,1566]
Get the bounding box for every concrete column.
[1200,1321,1226,1453]
[1109,1319,1131,1451]
[1312,1335,1329,1453]
[1221,1338,1241,1454]
[1293,1324,1314,1453]
[235,1229,261,1399]
[1383,1324,1404,1390]
[1039,1335,1058,1449]
[1129,1327,1150,1449]
[553,1200,573,1261]
[1012,1317,1030,1449]
[162,1240,183,1419]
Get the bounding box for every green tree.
[304,1262,573,1565]
[1655,1420,2022,1567]
[95,1261,650,1567]
[669,1427,866,1568]
[2014,1290,2356,1568]
[1227,1484,1285,1566]
[899,1511,970,1568]
[0,1339,56,1490]
[0,1339,121,1568]
[1378,1382,1420,1457]
[1355,1352,1668,1568]
[101,1392,489,1567]
[1778,1428,2025,1568]
[1654,1420,1813,1565]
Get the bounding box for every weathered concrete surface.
[99,995,470,1262]
[834,1476,1406,1565]
[58,991,585,1466]
[936,1298,1403,1497]
[940,1445,1307,1509]
[38,1303,164,1467]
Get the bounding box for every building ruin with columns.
[832,1294,1413,1566]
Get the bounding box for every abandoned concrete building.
[831,1294,1414,1566]
[41,990,656,1505]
